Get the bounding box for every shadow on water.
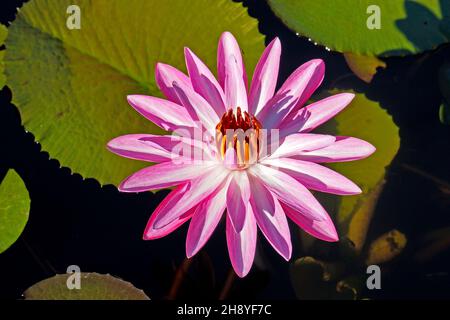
[383,0,450,56]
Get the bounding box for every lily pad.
[2,0,264,186]
[439,62,450,103]
[290,257,333,300]
[0,24,7,88]
[344,53,386,83]
[0,169,30,254]
[336,276,366,300]
[290,257,359,300]
[365,229,407,265]
[439,63,450,124]
[24,273,149,300]
[319,92,400,249]
[267,0,450,56]
[346,178,386,252]
[439,102,450,125]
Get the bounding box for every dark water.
[0,0,449,299]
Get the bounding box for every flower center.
[215,107,262,169]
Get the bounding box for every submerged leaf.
[0,170,30,254]
[439,102,450,125]
[24,273,149,300]
[319,92,400,247]
[2,0,264,186]
[290,257,333,300]
[336,275,366,300]
[290,257,356,300]
[344,53,386,83]
[347,178,386,252]
[365,229,407,265]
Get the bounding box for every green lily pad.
[0,170,30,254]
[365,229,407,265]
[319,92,400,249]
[344,53,386,83]
[346,178,386,252]
[0,24,7,88]
[439,102,450,125]
[439,63,450,102]
[267,0,450,56]
[24,273,150,300]
[2,0,264,186]
[439,63,450,124]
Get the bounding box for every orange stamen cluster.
[215,107,262,169]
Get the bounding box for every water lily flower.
[107,32,375,277]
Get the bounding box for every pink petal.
[268,133,336,159]
[155,63,192,105]
[217,31,248,91]
[281,203,338,242]
[224,54,248,111]
[257,59,325,128]
[226,171,251,232]
[127,95,197,131]
[118,161,216,192]
[172,81,219,136]
[185,177,231,257]
[143,183,196,240]
[262,158,362,195]
[224,148,238,170]
[226,203,257,278]
[249,37,281,115]
[184,47,226,116]
[293,136,376,163]
[249,164,328,222]
[249,177,292,260]
[279,93,355,137]
[107,134,209,163]
[153,166,230,229]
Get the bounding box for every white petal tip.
[221,31,234,39]
[281,251,292,261]
[342,183,363,195]
[155,62,168,69]
[186,244,199,259]
[269,37,281,49]
[142,233,151,240]
[338,92,356,103]
[327,235,339,242]
[368,144,377,155]
[126,95,138,104]
[311,58,324,66]
[155,63,173,76]
[184,46,192,56]
[234,269,250,278]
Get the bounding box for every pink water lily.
[107,32,375,277]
